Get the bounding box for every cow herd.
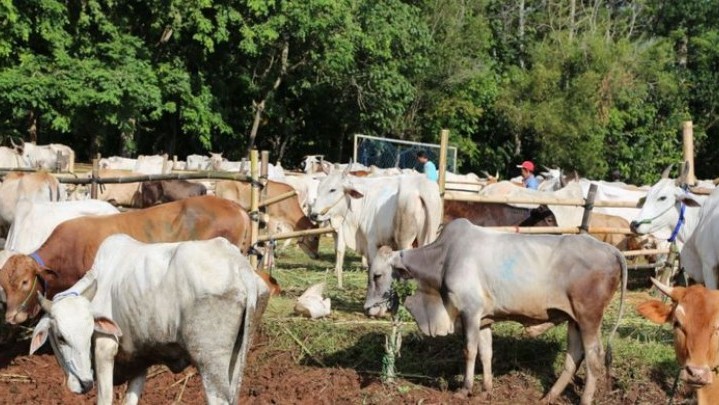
[0,150,719,404]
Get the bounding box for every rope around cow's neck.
[17,275,39,313]
[319,193,346,216]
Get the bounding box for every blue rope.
[668,202,685,243]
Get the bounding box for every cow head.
[208,152,225,171]
[364,246,408,318]
[638,278,719,391]
[630,165,702,236]
[0,254,46,324]
[309,163,360,223]
[29,278,122,395]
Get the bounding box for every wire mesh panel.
[353,134,457,172]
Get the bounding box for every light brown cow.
[0,171,64,226]
[86,169,143,207]
[638,278,719,405]
[215,180,320,259]
[589,212,630,250]
[0,195,271,324]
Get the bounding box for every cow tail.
[227,266,263,401]
[419,181,442,245]
[604,250,627,386]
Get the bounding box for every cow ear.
[93,316,123,338]
[343,182,364,199]
[79,278,98,302]
[636,300,673,325]
[676,192,702,207]
[30,316,51,355]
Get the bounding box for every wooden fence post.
[682,121,696,185]
[438,129,449,215]
[90,154,100,199]
[249,150,260,269]
[55,151,63,173]
[579,183,597,234]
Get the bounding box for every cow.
[637,278,719,405]
[630,165,705,248]
[186,154,212,170]
[0,171,65,227]
[0,146,29,168]
[83,169,143,207]
[215,180,320,259]
[676,188,719,288]
[5,200,119,254]
[309,166,442,288]
[17,141,75,172]
[139,180,207,207]
[0,195,255,324]
[364,218,627,404]
[135,154,173,174]
[443,200,555,227]
[29,234,268,404]
[98,156,137,171]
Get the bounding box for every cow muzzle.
[681,365,714,388]
[629,220,642,234]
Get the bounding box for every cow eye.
[329,188,336,193]
[659,196,667,201]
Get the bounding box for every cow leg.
[333,231,345,289]
[543,321,583,403]
[94,335,119,405]
[460,313,484,396]
[123,370,147,405]
[478,325,493,393]
[578,325,603,405]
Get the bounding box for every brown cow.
[443,200,555,227]
[215,180,319,259]
[588,213,630,250]
[0,171,64,226]
[638,278,719,405]
[140,180,207,207]
[0,195,273,324]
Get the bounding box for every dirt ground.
[0,327,689,405]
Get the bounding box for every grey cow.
[364,218,626,405]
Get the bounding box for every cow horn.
[660,164,673,179]
[675,161,690,187]
[38,293,53,313]
[649,277,673,299]
[80,279,98,301]
[342,159,353,176]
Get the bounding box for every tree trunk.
[120,118,136,157]
[569,0,576,41]
[245,100,265,157]
[27,109,37,142]
[518,0,525,69]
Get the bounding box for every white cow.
[309,166,442,288]
[99,156,137,171]
[5,200,119,254]
[134,154,172,174]
[19,141,75,172]
[186,154,212,170]
[29,235,269,405]
[0,146,29,168]
[675,188,719,288]
[630,170,705,249]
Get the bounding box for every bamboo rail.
[258,227,335,242]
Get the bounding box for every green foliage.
[0,0,716,179]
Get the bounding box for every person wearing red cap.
[517,160,539,189]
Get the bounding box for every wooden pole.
[443,191,640,208]
[488,226,633,235]
[258,226,335,242]
[259,190,297,208]
[260,151,270,201]
[579,183,597,234]
[250,150,260,269]
[90,154,100,199]
[55,151,63,173]
[682,121,696,185]
[438,129,449,216]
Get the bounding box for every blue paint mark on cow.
[499,256,520,282]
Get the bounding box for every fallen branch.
[0,373,33,383]
[280,323,327,368]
